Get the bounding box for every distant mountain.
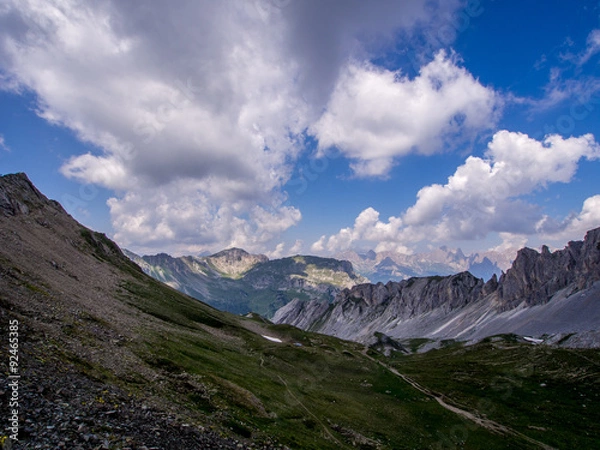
[337,246,516,282]
[126,249,367,317]
[275,228,600,348]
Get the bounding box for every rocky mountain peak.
[0,172,65,217]
[496,228,600,310]
[206,247,269,278]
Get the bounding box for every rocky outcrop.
[335,271,484,320]
[497,229,600,310]
[271,298,331,330]
[0,172,66,217]
[274,228,600,344]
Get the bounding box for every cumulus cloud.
[539,194,600,244]
[322,207,406,253]
[311,50,500,177]
[288,239,303,255]
[107,178,301,256]
[0,0,462,254]
[318,131,600,252]
[310,235,327,253]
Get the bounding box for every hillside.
[126,249,367,317]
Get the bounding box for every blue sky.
[0,0,599,258]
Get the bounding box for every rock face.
[497,232,600,310]
[274,229,600,346]
[274,272,485,340]
[0,172,66,217]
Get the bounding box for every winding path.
[362,349,557,450]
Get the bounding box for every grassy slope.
[389,336,600,449]
[118,275,530,449]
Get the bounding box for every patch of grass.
[119,279,234,330]
[24,282,50,296]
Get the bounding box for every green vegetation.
[389,335,600,449]
[106,273,542,449]
[134,252,365,318]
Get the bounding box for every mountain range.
[1,172,599,449]
[335,246,516,283]
[125,249,367,317]
[124,243,514,320]
[274,229,600,350]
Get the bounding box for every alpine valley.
[1,172,599,449]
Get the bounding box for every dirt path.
[361,349,557,450]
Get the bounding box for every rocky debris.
[0,173,289,449]
[366,332,409,356]
[1,343,285,450]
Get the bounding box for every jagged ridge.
[274,228,600,345]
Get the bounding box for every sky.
[0,0,599,258]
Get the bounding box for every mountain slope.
[127,249,367,317]
[1,172,542,449]
[274,229,600,347]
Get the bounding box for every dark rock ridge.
[0,172,66,217]
[497,233,600,310]
[274,228,600,346]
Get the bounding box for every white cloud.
[289,239,303,255]
[310,235,327,254]
[579,29,600,66]
[539,194,600,244]
[0,135,9,151]
[323,207,405,252]
[266,242,286,260]
[107,178,301,256]
[0,0,462,254]
[317,131,600,252]
[489,232,528,254]
[530,29,600,111]
[311,50,500,177]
